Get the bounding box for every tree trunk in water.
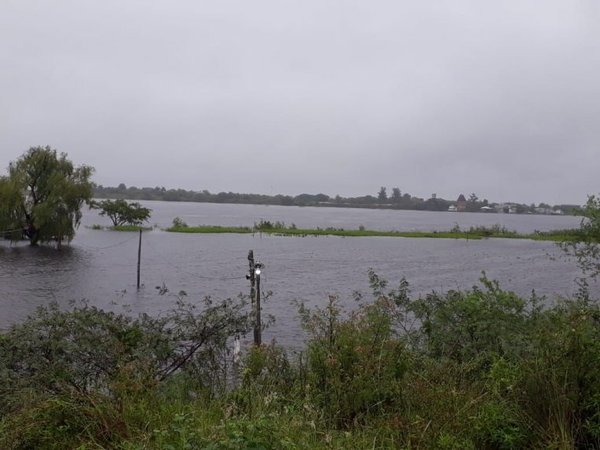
[27,223,39,245]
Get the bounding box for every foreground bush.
[0,296,251,448]
[1,275,599,448]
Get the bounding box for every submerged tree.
[0,146,94,247]
[0,177,24,241]
[93,199,151,227]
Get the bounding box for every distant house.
[495,203,517,214]
[456,194,467,212]
[535,207,565,215]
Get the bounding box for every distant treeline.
[93,184,579,214]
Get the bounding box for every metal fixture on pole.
[253,262,263,346]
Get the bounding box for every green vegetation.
[165,219,582,242]
[167,217,253,234]
[1,190,597,447]
[92,198,152,227]
[1,273,599,448]
[112,225,152,232]
[171,216,188,228]
[0,146,94,247]
[169,225,254,234]
[559,194,600,278]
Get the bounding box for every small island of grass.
[165,219,582,242]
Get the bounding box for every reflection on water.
[1,203,595,348]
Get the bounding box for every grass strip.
[165,225,583,241]
[168,225,254,234]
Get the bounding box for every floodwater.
[86,200,581,234]
[0,201,594,347]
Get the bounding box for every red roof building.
[457,194,467,212]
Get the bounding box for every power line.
[75,234,139,250]
[141,238,246,280]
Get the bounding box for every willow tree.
[93,199,151,227]
[0,146,94,247]
[0,176,23,241]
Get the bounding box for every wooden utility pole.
[247,250,255,302]
[247,250,263,346]
[137,229,142,289]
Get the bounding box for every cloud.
[1,0,598,204]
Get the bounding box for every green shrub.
[254,219,286,231]
[517,298,600,448]
[171,216,188,228]
[410,274,537,365]
[299,295,408,428]
[0,297,252,448]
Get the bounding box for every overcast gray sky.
[1,1,598,204]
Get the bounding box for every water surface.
[1,202,593,347]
